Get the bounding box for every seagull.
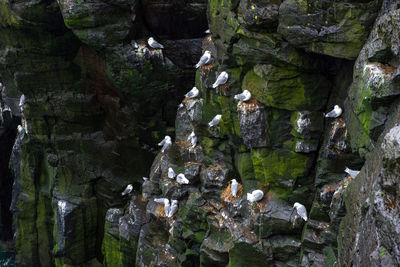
[148,37,164,49]
[195,51,212,68]
[154,197,169,204]
[208,114,222,127]
[231,179,239,197]
[163,199,171,217]
[176,173,189,184]
[205,29,211,34]
[168,200,178,217]
[234,90,251,102]
[247,189,264,202]
[345,167,360,178]
[168,167,176,179]
[19,94,25,112]
[185,87,199,99]
[293,202,308,221]
[324,105,342,118]
[17,125,24,134]
[187,131,197,148]
[158,136,172,153]
[131,40,139,49]
[212,71,229,88]
[121,184,133,196]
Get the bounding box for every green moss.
[234,152,255,180]
[228,242,269,267]
[251,148,311,191]
[379,247,387,259]
[0,0,18,26]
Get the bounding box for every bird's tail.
[323,112,326,117]
[195,63,200,68]
[208,122,212,127]
[212,83,217,88]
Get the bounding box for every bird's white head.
[163,199,170,204]
[334,105,340,110]
[171,200,178,205]
[192,86,198,91]
[148,37,154,42]
[231,179,237,184]
[165,135,171,141]
[190,131,195,137]
[205,50,211,55]
[216,114,222,120]
[293,202,300,209]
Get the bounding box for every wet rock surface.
[1,0,400,266]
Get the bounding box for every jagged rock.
[237,99,268,149]
[200,164,231,199]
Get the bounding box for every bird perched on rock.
[187,131,197,148]
[195,51,212,68]
[168,200,178,217]
[121,184,133,196]
[168,167,176,179]
[176,173,189,184]
[230,179,238,197]
[17,125,24,134]
[148,37,164,49]
[234,90,251,102]
[293,202,308,221]
[158,136,172,153]
[205,29,211,34]
[344,167,360,178]
[185,87,199,99]
[19,94,25,112]
[208,114,222,127]
[247,189,264,202]
[212,71,229,88]
[324,105,342,118]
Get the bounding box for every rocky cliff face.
[0,0,399,266]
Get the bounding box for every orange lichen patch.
[384,194,397,211]
[207,164,225,170]
[176,140,192,149]
[237,98,263,113]
[201,205,218,214]
[221,182,243,202]
[182,97,198,105]
[367,62,396,76]
[201,62,216,74]
[159,248,177,263]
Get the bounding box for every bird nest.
[221,182,243,203]
[156,204,168,217]
[218,83,229,94]
[237,98,262,113]
[201,62,216,74]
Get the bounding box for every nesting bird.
[168,167,176,179]
[148,37,164,49]
[168,200,178,217]
[195,51,212,69]
[324,105,342,118]
[230,179,239,197]
[344,167,360,178]
[158,135,172,153]
[234,90,251,102]
[17,125,24,134]
[121,184,133,196]
[185,87,199,99]
[19,94,25,112]
[205,29,211,34]
[247,189,264,202]
[293,202,308,221]
[187,131,197,148]
[208,114,222,127]
[212,71,229,88]
[176,173,189,184]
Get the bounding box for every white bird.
[131,40,138,49]
[17,125,24,134]
[187,131,197,148]
[176,173,189,184]
[247,189,264,202]
[205,29,211,34]
[234,90,251,102]
[19,94,25,111]
[168,167,176,179]
[185,87,199,99]
[121,184,133,196]
[163,199,171,217]
[148,37,164,49]
[324,105,342,118]
[345,167,360,178]
[195,51,212,68]
[154,198,169,204]
[168,200,178,217]
[158,136,172,153]
[208,114,222,127]
[231,179,239,197]
[142,177,149,181]
[212,71,229,88]
[293,202,308,221]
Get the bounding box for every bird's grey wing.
[325,109,336,117]
[236,93,245,101]
[186,91,194,98]
[297,206,307,218]
[197,55,209,66]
